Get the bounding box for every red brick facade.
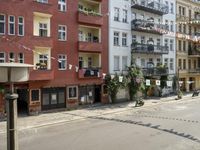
[0,0,109,115]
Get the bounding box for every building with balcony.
[176,0,200,92]
[0,0,108,115]
[131,0,176,96]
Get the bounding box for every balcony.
[131,0,168,15]
[131,19,167,35]
[31,36,53,48]
[188,69,200,74]
[188,46,200,57]
[29,69,54,81]
[78,68,102,79]
[78,41,102,52]
[78,10,103,26]
[142,67,169,76]
[131,43,169,55]
[32,1,53,14]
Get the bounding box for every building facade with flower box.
[0,0,109,116]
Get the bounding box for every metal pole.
[6,67,18,150]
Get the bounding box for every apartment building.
[108,0,132,101]
[131,0,176,95]
[0,0,109,115]
[176,0,200,92]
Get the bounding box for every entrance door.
[94,85,101,103]
[17,89,28,115]
[42,87,66,110]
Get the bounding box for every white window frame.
[67,86,78,99]
[39,23,48,37]
[58,25,67,41]
[122,33,127,46]
[170,39,174,51]
[114,56,120,71]
[9,52,15,62]
[122,56,128,71]
[114,7,120,21]
[39,54,48,69]
[18,16,24,36]
[0,14,5,35]
[170,58,174,70]
[114,32,119,46]
[122,9,128,23]
[8,15,15,35]
[0,52,6,63]
[58,0,67,12]
[58,54,67,70]
[18,53,24,63]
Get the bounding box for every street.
[1,98,200,150]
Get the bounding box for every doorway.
[17,89,28,115]
[94,85,101,103]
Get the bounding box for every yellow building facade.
[176,0,200,92]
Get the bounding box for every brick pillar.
[0,93,5,116]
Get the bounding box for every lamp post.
[0,63,33,150]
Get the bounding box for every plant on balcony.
[78,8,102,16]
[127,65,145,101]
[36,63,47,70]
[105,74,126,103]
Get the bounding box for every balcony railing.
[29,69,54,81]
[131,0,168,15]
[78,9,103,26]
[188,46,200,56]
[131,43,169,54]
[31,36,53,48]
[142,67,169,76]
[78,68,102,79]
[78,41,102,52]
[188,68,200,74]
[131,19,168,35]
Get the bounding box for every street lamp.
[0,63,33,150]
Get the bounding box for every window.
[9,52,15,62]
[122,9,128,23]
[178,59,182,69]
[183,59,186,69]
[156,58,161,66]
[114,7,120,21]
[88,57,92,67]
[188,59,191,69]
[37,0,48,3]
[18,53,24,63]
[122,33,127,46]
[0,52,5,63]
[58,0,66,12]
[79,57,83,69]
[178,40,182,51]
[122,56,127,70]
[170,21,174,32]
[157,39,161,47]
[31,89,40,102]
[39,23,48,37]
[0,14,5,35]
[141,36,145,44]
[170,3,174,14]
[164,58,168,68]
[58,54,67,70]
[114,56,120,71]
[183,41,186,51]
[170,58,174,70]
[194,60,197,69]
[18,17,24,36]
[165,20,169,30]
[170,39,174,51]
[132,35,136,43]
[58,25,66,41]
[114,32,119,46]
[141,59,145,68]
[183,24,186,34]
[39,54,48,69]
[67,86,78,99]
[164,39,168,48]
[178,24,182,33]
[8,15,15,35]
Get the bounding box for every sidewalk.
[0,93,198,134]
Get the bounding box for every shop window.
[31,89,40,101]
[67,86,78,99]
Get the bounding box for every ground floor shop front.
[0,84,109,116]
[179,75,200,92]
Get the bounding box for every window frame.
[58,0,67,12]
[18,53,24,63]
[67,86,78,100]
[114,7,120,21]
[114,55,120,71]
[0,14,6,35]
[18,16,24,36]
[58,25,67,41]
[58,54,67,70]
[113,31,120,46]
[9,52,15,62]
[39,23,48,37]
[0,52,6,63]
[8,15,15,35]
[122,32,127,47]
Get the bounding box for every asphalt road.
[1,99,200,150]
